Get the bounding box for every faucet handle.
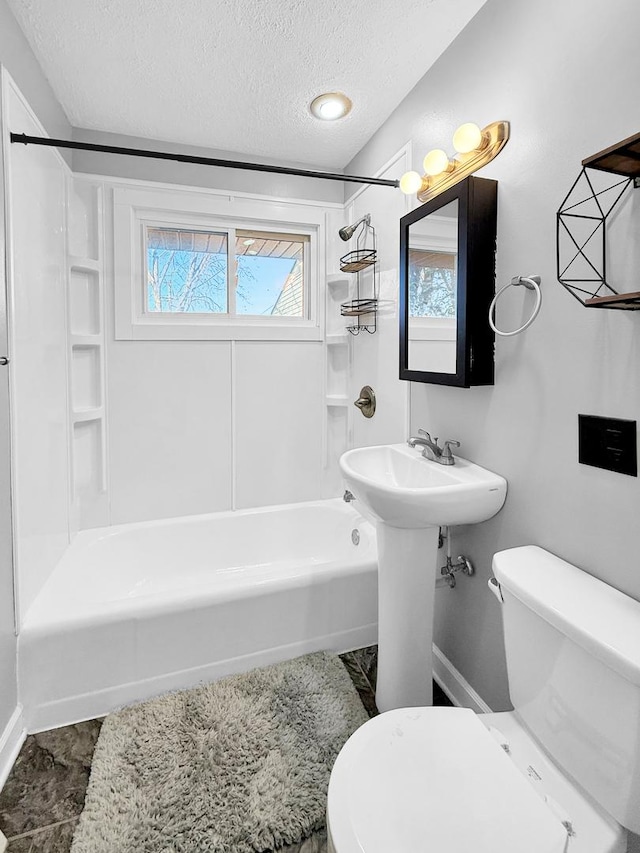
[417,428,433,442]
[442,439,460,459]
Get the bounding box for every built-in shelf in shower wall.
[73,420,105,494]
[67,178,108,530]
[323,274,351,494]
[69,266,100,336]
[71,345,101,410]
[326,341,349,398]
[326,332,349,345]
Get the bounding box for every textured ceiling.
[8,0,489,169]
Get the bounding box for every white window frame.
[407,214,457,343]
[114,186,324,341]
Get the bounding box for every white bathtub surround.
[0,71,20,794]
[3,73,72,623]
[0,706,25,792]
[18,499,377,732]
[345,147,412,453]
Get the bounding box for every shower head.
[338,214,371,241]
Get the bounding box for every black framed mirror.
[399,176,497,387]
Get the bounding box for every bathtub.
[19,499,378,732]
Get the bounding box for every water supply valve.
[440,554,475,588]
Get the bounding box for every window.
[145,227,308,318]
[236,231,306,318]
[114,186,324,341]
[147,227,228,314]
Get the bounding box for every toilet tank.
[493,546,640,834]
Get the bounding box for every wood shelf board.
[340,259,376,273]
[583,131,640,178]
[326,334,349,345]
[584,290,640,309]
[340,298,378,317]
[325,396,349,407]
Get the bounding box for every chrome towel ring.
[489,275,542,337]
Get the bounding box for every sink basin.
[340,443,507,528]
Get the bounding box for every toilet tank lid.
[493,546,640,688]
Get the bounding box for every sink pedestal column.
[375,522,439,713]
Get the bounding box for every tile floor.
[0,646,451,851]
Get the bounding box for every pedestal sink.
[339,443,506,712]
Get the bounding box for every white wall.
[4,75,71,625]
[345,0,640,713]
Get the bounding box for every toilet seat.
[327,706,569,853]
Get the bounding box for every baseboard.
[0,705,25,790]
[432,644,492,713]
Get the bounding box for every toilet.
[327,545,640,853]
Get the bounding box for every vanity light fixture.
[310,92,352,121]
[423,148,454,176]
[400,120,510,202]
[452,122,488,154]
[399,171,423,194]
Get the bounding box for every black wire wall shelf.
[339,221,379,334]
[339,249,377,273]
[340,298,378,316]
[556,131,640,309]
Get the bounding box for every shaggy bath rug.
[71,652,368,853]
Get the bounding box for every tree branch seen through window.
[408,249,456,319]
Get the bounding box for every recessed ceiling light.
[243,238,255,246]
[310,92,352,121]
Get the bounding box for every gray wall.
[0,0,70,140]
[72,128,344,203]
[346,0,640,711]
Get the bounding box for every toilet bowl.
[327,546,640,853]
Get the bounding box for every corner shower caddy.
[340,217,378,334]
[556,131,640,309]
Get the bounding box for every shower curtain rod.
[10,133,399,188]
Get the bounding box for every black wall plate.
[578,414,637,476]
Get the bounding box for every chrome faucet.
[407,429,460,466]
